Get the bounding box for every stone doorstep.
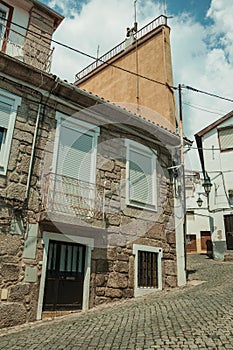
[187,279,206,287]
[42,310,81,319]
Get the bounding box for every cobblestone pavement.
[0,254,233,349]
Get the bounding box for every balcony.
[42,173,105,222]
[0,23,54,72]
[75,15,167,82]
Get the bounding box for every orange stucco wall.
[76,26,177,131]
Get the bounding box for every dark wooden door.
[200,231,212,253]
[224,215,233,250]
[43,240,86,311]
[186,234,197,253]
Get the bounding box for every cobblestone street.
[0,254,232,349]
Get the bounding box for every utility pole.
[178,84,187,275]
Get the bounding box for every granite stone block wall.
[0,77,178,328]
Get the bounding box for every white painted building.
[185,171,212,255]
[195,111,233,260]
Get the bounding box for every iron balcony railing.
[0,23,54,72]
[75,15,167,82]
[42,173,105,220]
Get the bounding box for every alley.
[0,254,232,350]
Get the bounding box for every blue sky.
[39,0,233,170]
[42,0,212,23]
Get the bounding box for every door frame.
[37,231,94,320]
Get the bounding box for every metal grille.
[138,250,158,288]
[42,172,104,220]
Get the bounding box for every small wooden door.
[224,215,233,250]
[43,240,86,311]
[186,234,197,253]
[200,231,212,253]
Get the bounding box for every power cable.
[183,101,227,116]
[3,18,175,89]
[183,85,233,104]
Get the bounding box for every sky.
[40,0,233,170]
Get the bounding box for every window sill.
[127,202,157,212]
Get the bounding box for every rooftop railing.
[75,15,167,82]
[0,24,54,72]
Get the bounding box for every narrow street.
[0,255,232,350]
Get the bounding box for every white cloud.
[48,0,79,17]
[50,0,162,82]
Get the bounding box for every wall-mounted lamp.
[202,176,212,195]
[196,175,212,207]
[197,195,204,207]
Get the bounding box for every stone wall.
[24,5,56,71]
[0,78,56,328]
[89,126,177,306]
[0,73,178,328]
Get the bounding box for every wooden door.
[186,234,197,253]
[200,231,212,253]
[224,215,233,250]
[43,240,86,311]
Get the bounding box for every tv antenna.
[126,0,138,37]
[163,0,167,15]
[134,0,137,28]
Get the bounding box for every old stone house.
[0,0,185,328]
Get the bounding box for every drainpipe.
[25,95,42,202]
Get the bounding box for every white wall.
[201,116,233,258]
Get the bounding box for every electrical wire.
[183,85,233,104]
[3,18,175,89]
[183,101,228,116]
[2,19,233,107]
[185,169,233,174]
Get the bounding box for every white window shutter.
[0,101,11,129]
[57,125,93,183]
[219,128,233,150]
[129,147,154,206]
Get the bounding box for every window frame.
[125,139,157,211]
[53,112,100,184]
[0,1,14,52]
[133,244,163,297]
[218,126,233,152]
[0,88,21,175]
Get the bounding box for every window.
[54,113,99,182]
[0,1,12,52]
[138,250,158,288]
[218,127,233,151]
[133,244,162,297]
[51,112,100,215]
[126,140,157,210]
[0,89,21,175]
[0,8,6,39]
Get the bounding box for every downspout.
[25,94,43,202]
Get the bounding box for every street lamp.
[196,175,212,208]
[202,176,213,195]
[197,195,203,207]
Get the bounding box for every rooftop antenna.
[126,0,137,38]
[134,0,138,32]
[96,44,100,60]
[163,0,167,15]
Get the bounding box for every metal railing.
[0,24,54,72]
[42,173,105,219]
[75,15,167,82]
